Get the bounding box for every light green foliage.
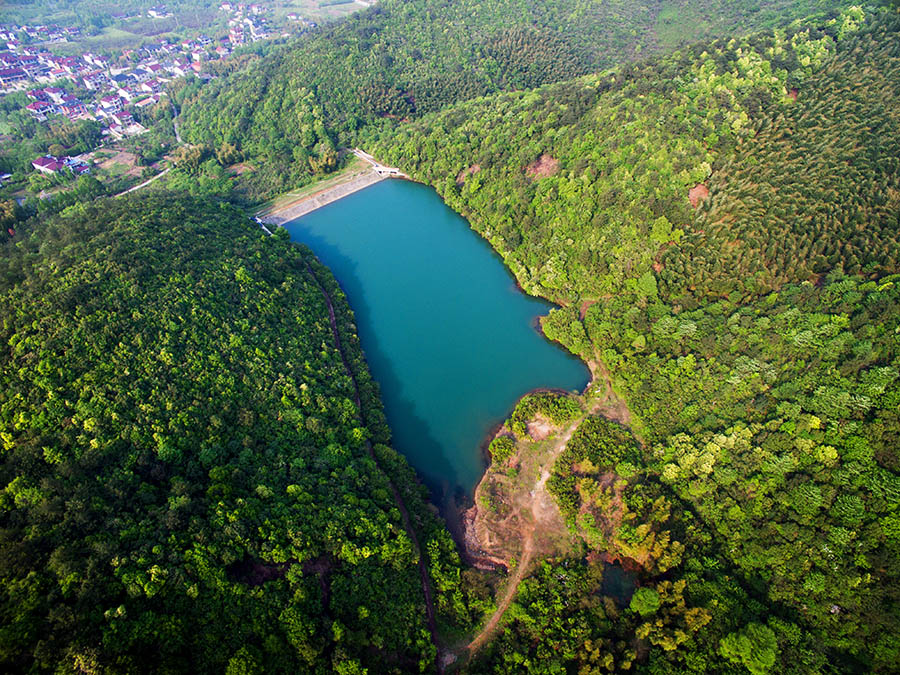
[720,623,780,675]
[372,11,870,303]
[488,435,516,465]
[370,7,900,672]
[663,18,900,302]
[4,1,898,673]
[547,417,687,572]
[475,560,638,673]
[630,587,662,617]
[634,580,712,652]
[179,0,860,200]
[508,391,582,437]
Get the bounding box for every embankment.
[259,170,385,225]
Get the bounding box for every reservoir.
[284,179,589,498]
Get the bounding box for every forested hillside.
[662,30,900,301]
[368,7,900,672]
[369,7,889,304]
[3,1,899,673]
[178,0,859,197]
[0,195,475,673]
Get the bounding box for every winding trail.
[464,414,582,659]
[466,530,535,656]
[303,259,443,670]
[114,167,171,197]
[462,361,630,661]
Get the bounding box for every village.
[0,2,327,188]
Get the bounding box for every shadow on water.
[602,562,637,608]
[287,223,470,524]
[284,180,589,540]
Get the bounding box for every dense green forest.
[3,0,900,673]
[0,194,479,673]
[369,6,889,304]
[178,0,860,197]
[367,6,900,672]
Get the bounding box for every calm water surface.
[285,180,589,497]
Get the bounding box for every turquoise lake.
[284,179,589,498]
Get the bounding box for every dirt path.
[466,532,535,656]
[464,414,582,660]
[114,166,171,197]
[303,259,443,670]
[462,359,634,662]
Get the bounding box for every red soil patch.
[689,183,709,208]
[456,164,481,185]
[462,505,509,571]
[787,87,799,101]
[525,154,559,179]
[527,416,556,441]
[227,162,254,175]
[579,299,597,320]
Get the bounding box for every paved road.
[172,103,182,144]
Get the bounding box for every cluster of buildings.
[1,2,331,183]
[219,2,274,45]
[219,3,267,16]
[285,13,319,30]
[1,39,215,140]
[0,24,80,49]
[25,86,86,121]
[0,0,326,94]
[0,33,216,90]
[13,53,176,128]
[25,86,145,139]
[31,154,91,177]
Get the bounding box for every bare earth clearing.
[525,153,560,178]
[97,150,142,177]
[689,182,710,208]
[456,164,481,185]
[462,359,632,660]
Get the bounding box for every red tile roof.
[32,156,65,172]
